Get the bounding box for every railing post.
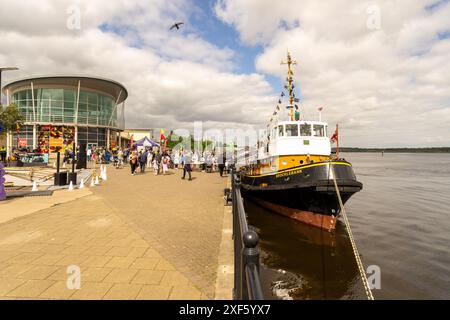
[243,230,260,273]
[243,230,263,300]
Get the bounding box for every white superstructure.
[261,120,331,159]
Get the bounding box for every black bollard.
[54,151,68,186]
[56,151,60,173]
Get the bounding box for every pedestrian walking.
[0,146,6,163]
[130,151,138,175]
[174,151,180,169]
[218,154,226,177]
[181,152,192,181]
[139,150,147,173]
[152,156,159,175]
[162,154,170,175]
[117,148,124,168]
[146,149,152,168]
[86,148,92,163]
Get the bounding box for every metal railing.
[228,170,264,300]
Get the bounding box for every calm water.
[244,153,450,300]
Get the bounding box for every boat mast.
[281,51,297,121]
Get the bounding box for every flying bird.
[170,22,184,30]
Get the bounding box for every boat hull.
[240,161,362,231]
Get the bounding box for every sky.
[0,0,449,147]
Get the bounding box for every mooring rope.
[331,164,375,300]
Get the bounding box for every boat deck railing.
[228,170,264,300]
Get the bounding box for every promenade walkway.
[0,165,229,299]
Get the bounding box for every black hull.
[240,161,362,217]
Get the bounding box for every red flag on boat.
[330,124,338,143]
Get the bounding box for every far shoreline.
[337,147,450,153]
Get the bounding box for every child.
[152,157,159,175]
[162,155,169,175]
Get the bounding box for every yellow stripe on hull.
[244,161,352,178]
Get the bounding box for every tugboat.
[239,52,363,231]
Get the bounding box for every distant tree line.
[334,147,450,153]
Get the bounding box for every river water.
[244,153,450,299]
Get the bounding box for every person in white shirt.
[174,151,180,169]
[87,148,92,162]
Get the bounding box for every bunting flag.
[286,105,293,109]
[295,105,299,110]
[276,105,280,111]
[273,111,276,116]
[278,99,281,104]
[281,92,285,97]
[318,107,324,111]
[130,134,134,148]
[294,98,300,103]
[160,128,165,141]
[284,85,289,90]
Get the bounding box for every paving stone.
[81,256,112,268]
[0,278,27,296]
[70,282,113,300]
[130,257,160,270]
[39,281,76,299]
[6,280,55,298]
[136,285,172,300]
[103,283,143,300]
[18,265,60,280]
[160,271,190,287]
[104,256,135,269]
[169,285,202,300]
[105,246,132,257]
[131,270,165,285]
[103,268,139,283]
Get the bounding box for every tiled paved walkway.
[0,165,227,299]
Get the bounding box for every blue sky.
[99,0,282,95]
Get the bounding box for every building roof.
[2,75,128,104]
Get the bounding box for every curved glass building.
[2,76,127,154]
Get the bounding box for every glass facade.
[77,127,106,147]
[11,88,118,128]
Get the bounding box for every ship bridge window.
[285,124,299,136]
[278,125,284,137]
[313,124,325,137]
[300,124,311,136]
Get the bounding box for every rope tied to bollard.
[331,164,375,300]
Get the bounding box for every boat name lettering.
[276,169,302,178]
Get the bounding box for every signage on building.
[18,138,27,147]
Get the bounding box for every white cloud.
[215,0,450,147]
[0,0,274,134]
[2,0,450,147]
